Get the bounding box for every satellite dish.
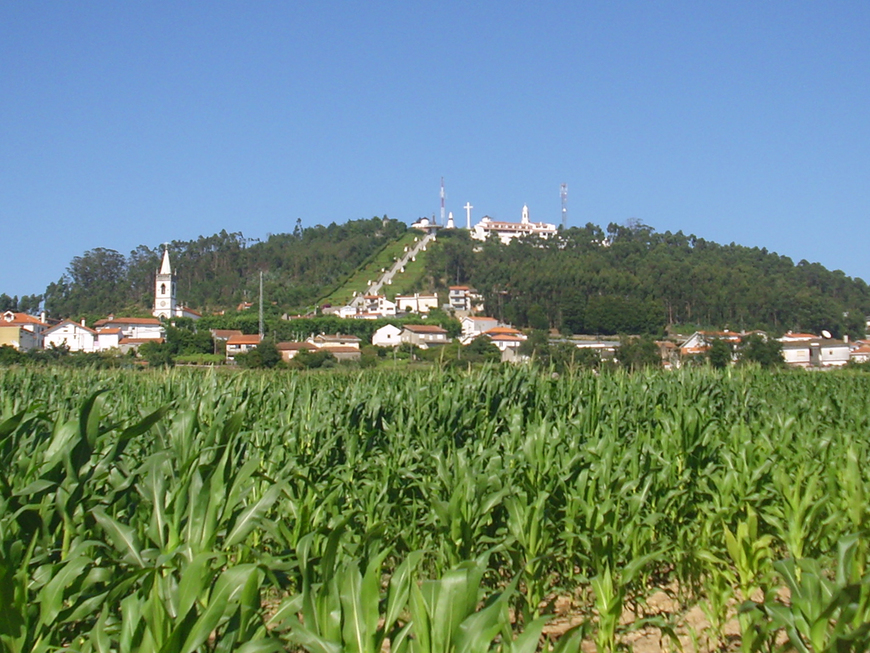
[822,330,832,339]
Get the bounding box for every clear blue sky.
[2,2,869,298]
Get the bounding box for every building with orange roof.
[225,334,263,361]
[0,311,48,350]
[400,324,449,348]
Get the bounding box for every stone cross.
[464,202,473,229]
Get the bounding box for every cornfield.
[2,365,869,652]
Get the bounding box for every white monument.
[464,202,473,229]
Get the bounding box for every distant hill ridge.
[34,217,870,338]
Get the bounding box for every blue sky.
[2,2,869,299]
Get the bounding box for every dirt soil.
[541,588,746,653]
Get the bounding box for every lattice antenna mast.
[440,177,445,226]
[560,183,568,230]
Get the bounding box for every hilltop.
[13,217,870,339]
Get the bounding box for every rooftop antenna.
[560,183,568,230]
[440,177,445,226]
[258,271,264,339]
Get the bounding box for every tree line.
[36,217,406,320]
[425,222,870,337]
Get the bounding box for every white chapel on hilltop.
[471,205,558,244]
[153,247,201,320]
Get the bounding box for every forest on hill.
[39,217,406,320]
[22,216,870,339]
[426,222,870,337]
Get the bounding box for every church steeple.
[153,246,177,319]
[159,247,172,275]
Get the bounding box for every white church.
[153,247,201,320]
[471,205,558,244]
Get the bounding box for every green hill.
[318,230,423,307]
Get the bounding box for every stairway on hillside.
[352,233,434,305]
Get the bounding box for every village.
[3,208,870,369]
[2,237,869,369]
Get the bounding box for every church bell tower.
[153,246,177,319]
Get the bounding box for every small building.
[679,331,743,358]
[276,341,318,362]
[0,311,48,350]
[319,345,361,362]
[94,317,165,340]
[360,295,397,317]
[95,328,123,351]
[395,293,439,314]
[226,334,262,361]
[43,320,97,352]
[401,324,449,349]
[850,342,870,364]
[448,286,485,314]
[781,338,851,368]
[372,324,403,347]
[461,316,499,338]
[311,334,361,349]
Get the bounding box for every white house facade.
[372,324,403,347]
[471,205,557,244]
[43,320,97,352]
[395,293,439,314]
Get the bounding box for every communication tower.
[560,183,568,230]
[440,177,445,226]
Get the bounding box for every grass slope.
[318,231,422,307]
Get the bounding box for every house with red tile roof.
[0,311,48,350]
[400,324,449,348]
[225,334,263,361]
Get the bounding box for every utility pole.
[258,271,264,339]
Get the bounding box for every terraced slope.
[318,230,424,307]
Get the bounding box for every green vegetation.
[3,365,870,651]
[42,217,407,319]
[426,222,870,336]
[319,230,422,307]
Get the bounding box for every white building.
[471,205,557,244]
[0,311,48,351]
[448,286,485,314]
[226,334,262,361]
[395,293,439,314]
[93,317,165,340]
[361,295,397,317]
[460,316,499,338]
[780,337,851,368]
[43,320,97,352]
[372,324,403,347]
[400,324,449,349]
[153,247,201,320]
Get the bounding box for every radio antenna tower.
[560,183,568,230]
[440,177,445,226]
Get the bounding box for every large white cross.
[464,202,473,229]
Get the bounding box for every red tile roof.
[1,312,47,327]
[94,317,161,326]
[403,324,448,334]
[227,334,263,345]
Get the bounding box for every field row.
[1,366,869,651]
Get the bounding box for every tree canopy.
[426,222,870,336]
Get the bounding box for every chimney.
[40,311,46,323]
[844,334,849,344]
[81,318,86,327]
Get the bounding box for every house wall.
[372,326,402,347]
[44,324,96,352]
